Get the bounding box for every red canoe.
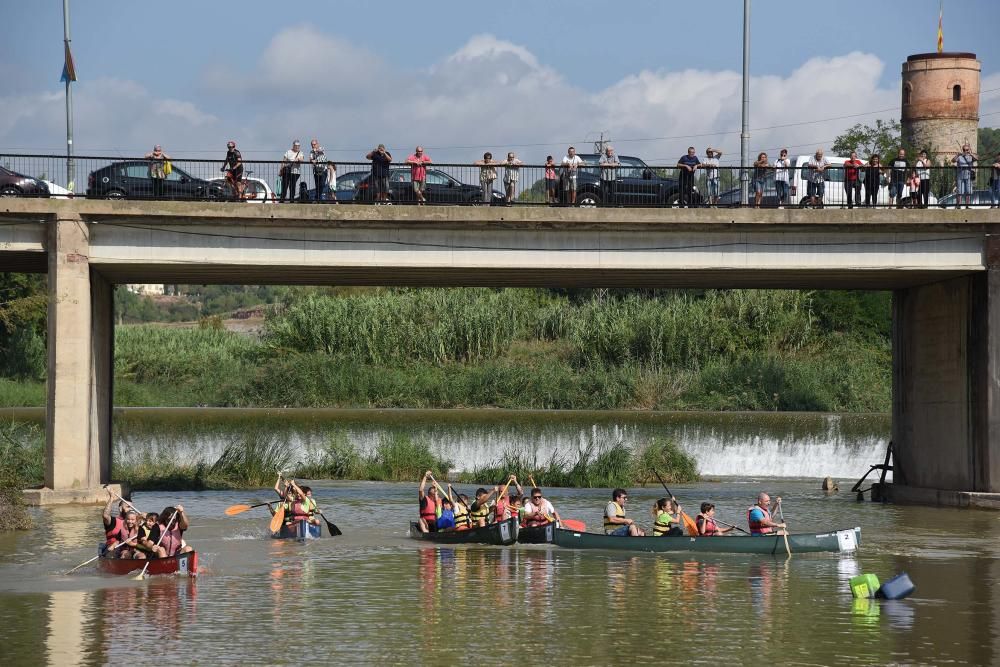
[97,550,198,577]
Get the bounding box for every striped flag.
[60,42,77,82]
[937,2,944,53]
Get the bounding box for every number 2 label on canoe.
[837,529,858,552]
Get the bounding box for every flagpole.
[62,0,75,192]
[739,0,750,206]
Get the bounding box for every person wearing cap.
[144,144,171,199]
[952,143,978,209]
[221,140,244,199]
[280,140,304,203]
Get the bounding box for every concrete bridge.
[3,199,1000,508]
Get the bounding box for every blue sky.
[2,0,998,165]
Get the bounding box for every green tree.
[0,274,47,380]
[831,119,903,161]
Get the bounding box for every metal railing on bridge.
[1,153,996,210]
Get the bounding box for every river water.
[1,480,999,665]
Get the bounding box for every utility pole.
[62,0,75,192]
[593,132,610,155]
[740,0,751,206]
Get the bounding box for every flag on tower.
[937,2,944,54]
[60,42,77,82]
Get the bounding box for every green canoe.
[552,526,861,554]
[408,517,519,545]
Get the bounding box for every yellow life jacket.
[603,501,626,534]
[470,500,491,524]
[653,511,677,537]
[453,503,471,528]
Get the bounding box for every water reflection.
[46,590,88,667]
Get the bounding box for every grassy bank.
[0,288,892,412]
[0,421,42,530]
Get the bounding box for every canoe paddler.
[651,497,683,536]
[604,488,644,536]
[436,497,456,531]
[418,470,440,533]
[469,486,498,527]
[102,490,130,549]
[523,487,561,527]
[494,475,523,523]
[284,480,319,530]
[747,493,786,536]
[448,486,472,530]
[696,502,734,536]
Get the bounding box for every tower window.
[953,85,962,101]
[903,85,911,104]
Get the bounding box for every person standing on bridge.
[502,152,523,205]
[676,147,701,208]
[561,146,585,206]
[888,148,909,209]
[844,151,863,209]
[915,150,932,209]
[806,149,829,208]
[599,146,620,205]
[991,152,1000,209]
[280,140,304,203]
[366,144,393,204]
[144,145,171,200]
[752,152,769,209]
[406,146,432,205]
[475,152,498,204]
[221,140,244,200]
[703,147,722,207]
[309,139,329,202]
[774,149,791,208]
[952,143,978,210]
[863,154,883,208]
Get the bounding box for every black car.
[565,154,699,207]
[87,160,225,200]
[354,168,505,204]
[0,165,50,198]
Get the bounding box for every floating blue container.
[876,572,915,600]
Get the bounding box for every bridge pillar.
[23,215,118,506]
[891,243,1000,508]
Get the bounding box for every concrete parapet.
[23,483,130,506]
[887,484,1000,510]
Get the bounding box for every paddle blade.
[327,521,343,537]
[560,519,586,532]
[225,504,253,516]
[269,505,285,533]
[681,512,699,537]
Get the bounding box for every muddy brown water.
[2,479,999,665]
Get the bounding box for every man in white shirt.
[523,487,562,527]
[561,146,585,205]
[703,147,721,206]
[280,140,304,203]
[774,149,791,207]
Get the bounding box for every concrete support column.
[26,216,117,505]
[891,239,1000,508]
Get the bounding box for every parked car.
[354,168,505,204]
[87,160,226,200]
[0,166,50,197]
[302,170,369,203]
[567,154,698,207]
[41,180,72,197]
[717,167,939,208]
[934,190,995,208]
[207,176,274,203]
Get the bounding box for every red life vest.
[419,495,438,524]
[159,522,183,556]
[747,505,774,535]
[697,514,719,536]
[287,500,311,524]
[494,497,509,523]
[105,516,125,546]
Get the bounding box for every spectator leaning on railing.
[474,152,498,204]
[406,146,432,205]
[366,144,393,204]
[144,145,171,199]
[309,139,329,202]
[888,148,908,209]
[863,155,882,208]
[544,156,558,205]
[561,146,585,206]
[676,147,700,208]
[502,152,523,205]
[752,152,769,209]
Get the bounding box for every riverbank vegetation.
[0,421,42,530]
[0,287,892,412]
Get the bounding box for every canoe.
[408,517,519,545]
[97,550,198,576]
[271,520,322,541]
[552,526,861,554]
[517,522,556,544]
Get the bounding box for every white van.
[788,155,937,208]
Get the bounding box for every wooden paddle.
[711,517,750,535]
[64,536,138,575]
[654,471,699,536]
[133,510,178,581]
[778,503,791,557]
[269,501,286,533]
[225,502,274,516]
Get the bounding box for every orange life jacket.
[747,505,774,535]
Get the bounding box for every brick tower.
[901,52,980,164]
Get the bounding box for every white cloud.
[1,27,995,175]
